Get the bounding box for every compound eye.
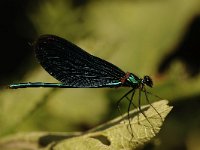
[144,76,153,87]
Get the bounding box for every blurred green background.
[0,0,200,149]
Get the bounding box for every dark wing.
[34,35,126,87]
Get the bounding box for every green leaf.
[0,100,172,150]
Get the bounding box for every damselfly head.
[142,75,153,87]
